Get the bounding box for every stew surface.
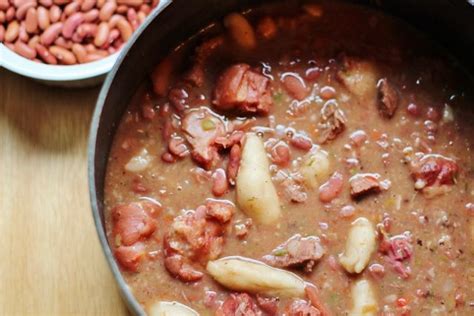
[104,2,474,315]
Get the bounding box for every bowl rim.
[88,1,172,315]
[0,44,119,81]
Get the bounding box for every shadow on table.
[0,69,101,152]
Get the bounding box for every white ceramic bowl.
[0,0,167,88]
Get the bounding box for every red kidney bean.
[0,0,9,10]
[115,4,126,14]
[96,0,105,8]
[115,16,131,40]
[14,40,37,59]
[83,8,98,22]
[71,43,87,62]
[27,34,39,48]
[6,7,16,22]
[15,1,36,20]
[270,141,290,166]
[93,21,108,47]
[37,6,49,29]
[99,1,115,21]
[137,10,145,24]
[139,4,150,14]
[18,22,28,39]
[101,27,118,48]
[40,22,62,45]
[62,11,83,38]
[80,0,95,11]
[289,134,313,151]
[318,172,344,203]
[54,35,72,48]
[0,11,6,24]
[63,1,80,16]
[53,0,73,5]
[14,0,32,8]
[38,0,53,7]
[49,5,61,22]
[126,7,138,30]
[49,45,76,64]
[5,20,20,42]
[212,168,229,197]
[75,22,95,37]
[25,7,38,33]
[117,0,142,7]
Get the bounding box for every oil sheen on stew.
[104,2,474,315]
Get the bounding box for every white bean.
[339,217,376,274]
[236,133,281,224]
[207,256,305,298]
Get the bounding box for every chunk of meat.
[286,299,321,316]
[164,254,204,282]
[227,144,242,185]
[181,107,226,169]
[318,171,344,203]
[377,78,399,118]
[164,201,234,281]
[114,243,145,272]
[216,293,260,316]
[256,296,279,315]
[316,101,347,144]
[270,141,291,166]
[337,56,378,101]
[262,234,325,273]
[378,232,413,279]
[410,154,458,190]
[184,36,224,87]
[213,64,273,114]
[281,178,308,203]
[349,173,382,198]
[206,199,235,223]
[112,201,160,246]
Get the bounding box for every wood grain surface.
[0,69,129,316]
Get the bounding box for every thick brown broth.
[104,2,474,315]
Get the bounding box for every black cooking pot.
[88,0,474,314]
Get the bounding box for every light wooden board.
[0,69,129,316]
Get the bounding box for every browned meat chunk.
[216,293,260,316]
[262,234,325,272]
[349,173,382,198]
[164,201,234,282]
[410,154,458,197]
[316,101,347,144]
[377,78,399,118]
[213,64,273,114]
[181,107,226,169]
[164,254,204,282]
[281,178,307,203]
[112,201,159,246]
[286,300,321,316]
[205,199,235,223]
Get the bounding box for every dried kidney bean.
[2,0,159,65]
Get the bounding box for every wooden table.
[0,69,129,315]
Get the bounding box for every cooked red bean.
[270,141,290,166]
[212,168,229,197]
[318,171,344,203]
